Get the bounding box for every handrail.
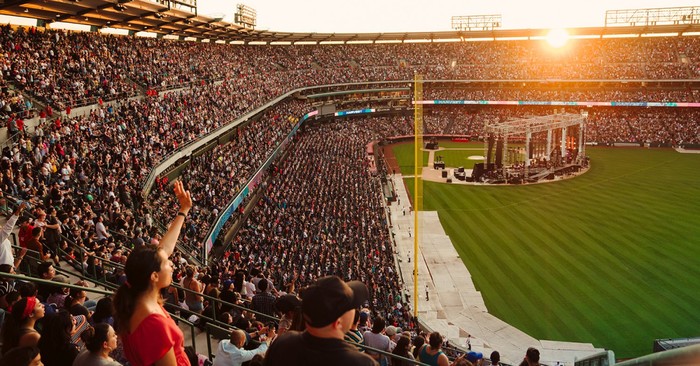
[3,198,266,333]
[0,272,200,351]
[0,272,114,296]
[138,80,416,198]
[3,196,126,282]
[138,91,296,197]
[62,90,139,110]
[175,280,273,324]
[574,350,615,366]
[6,257,428,365]
[615,344,700,366]
[11,242,262,337]
[203,318,430,366]
[170,313,198,352]
[9,243,119,290]
[201,110,306,261]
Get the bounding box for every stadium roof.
[2,0,700,43]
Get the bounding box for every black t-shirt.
[44,216,61,246]
[264,331,378,366]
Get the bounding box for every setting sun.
[546,28,570,48]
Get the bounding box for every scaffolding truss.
[480,113,587,183]
[484,113,585,136]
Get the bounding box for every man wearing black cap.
[264,276,378,366]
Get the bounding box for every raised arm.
[158,180,192,257]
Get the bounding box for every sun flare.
[546,28,569,48]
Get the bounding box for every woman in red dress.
[114,181,192,366]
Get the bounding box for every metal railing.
[6,245,431,366]
[1,269,199,351]
[574,350,615,366]
[614,344,700,366]
[203,319,430,366]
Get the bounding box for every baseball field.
[392,141,700,358]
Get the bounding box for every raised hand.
[173,180,193,214]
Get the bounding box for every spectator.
[0,346,42,366]
[113,180,192,366]
[490,351,501,366]
[213,328,274,366]
[519,347,540,366]
[264,275,377,366]
[26,227,49,264]
[251,278,276,318]
[46,275,70,309]
[65,288,90,318]
[417,332,449,366]
[95,216,110,241]
[275,294,301,336]
[182,265,204,314]
[38,310,79,366]
[466,351,483,366]
[90,297,114,326]
[0,201,28,268]
[73,323,121,366]
[0,264,17,326]
[0,296,45,354]
[390,335,415,366]
[411,335,425,360]
[343,308,364,352]
[363,316,394,365]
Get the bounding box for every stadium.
[0,1,698,365]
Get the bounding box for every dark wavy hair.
[81,323,112,353]
[392,336,413,366]
[92,297,114,325]
[38,310,76,362]
[1,297,36,354]
[0,346,41,366]
[371,316,386,334]
[113,245,164,333]
[428,332,443,349]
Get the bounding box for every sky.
[0,0,697,34]
[195,0,699,33]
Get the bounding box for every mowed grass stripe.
[489,204,622,342]
[446,210,556,334]
[397,145,700,358]
[483,212,590,339]
[451,199,602,340]
[538,193,700,328]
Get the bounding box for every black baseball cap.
[275,294,301,313]
[301,276,369,328]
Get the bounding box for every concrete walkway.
[675,147,700,154]
[388,174,603,366]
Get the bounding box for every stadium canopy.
[2,0,700,43]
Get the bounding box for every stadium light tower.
[451,14,502,31]
[605,6,700,27]
[234,3,257,29]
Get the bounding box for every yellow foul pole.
[413,74,423,318]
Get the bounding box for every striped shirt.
[344,329,364,352]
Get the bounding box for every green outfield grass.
[434,149,483,169]
[395,145,700,358]
[393,143,430,175]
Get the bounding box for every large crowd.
[424,88,700,103]
[3,25,700,113]
[225,118,412,329]
[0,23,698,366]
[148,100,308,258]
